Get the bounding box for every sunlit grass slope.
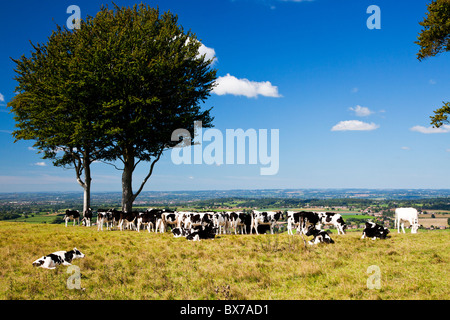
[0,222,448,300]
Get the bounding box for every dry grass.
[0,222,448,300]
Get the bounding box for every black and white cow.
[286,211,306,235]
[184,212,214,230]
[212,212,229,234]
[81,208,93,227]
[117,211,138,231]
[288,211,320,235]
[137,209,162,232]
[64,210,80,227]
[228,211,250,234]
[361,221,390,240]
[160,210,178,233]
[251,210,283,235]
[185,224,217,241]
[317,212,347,234]
[304,225,335,245]
[97,208,113,231]
[172,227,192,238]
[32,248,85,269]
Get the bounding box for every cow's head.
[411,223,420,234]
[73,248,85,259]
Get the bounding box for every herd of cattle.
[62,207,421,243]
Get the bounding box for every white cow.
[394,208,420,234]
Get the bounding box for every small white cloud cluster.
[331,120,379,132]
[195,43,281,99]
[410,124,450,134]
[332,105,378,132]
[213,74,281,98]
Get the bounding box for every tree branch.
[131,148,164,202]
[97,160,124,171]
[71,153,85,188]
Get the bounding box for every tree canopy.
[9,3,217,212]
[416,0,450,129]
[416,0,450,61]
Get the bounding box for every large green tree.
[10,4,217,213]
[9,24,110,214]
[94,5,216,212]
[416,0,450,128]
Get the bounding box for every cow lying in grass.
[172,225,217,241]
[32,248,85,269]
[361,221,390,240]
[304,225,335,245]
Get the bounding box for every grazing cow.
[317,212,347,234]
[304,225,335,245]
[32,248,85,269]
[184,212,214,230]
[97,209,114,231]
[361,221,390,240]
[292,211,321,235]
[394,208,420,234]
[212,212,229,234]
[251,211,283,235]
[137,209,162,232]
[160,210,178,233]
[64,210,80,227]
[117,211,138,231]
[286,211,304,235]
[81,208,93,227]
[105,209,122,229]
[228,212,249,234]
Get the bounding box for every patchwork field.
[0,221,448,300]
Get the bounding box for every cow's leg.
[401,222,405,234]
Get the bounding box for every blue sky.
[1,0,450,192]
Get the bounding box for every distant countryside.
[1,189,449,231]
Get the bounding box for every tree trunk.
[122,152,135,213]
[83,160,91,215]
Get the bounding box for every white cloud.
[349,105,374,117]
[331,120,379,131]
[429,79,436,85]
[351,87,359,93]
[34,162,46,166]
[213,73,281,98]
[198,43,217,65]
[410,124,450,134]
[28,146,36,151]
[0,93,4,102]
[401,146,410,150]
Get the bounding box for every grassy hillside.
[0,221,448,300]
